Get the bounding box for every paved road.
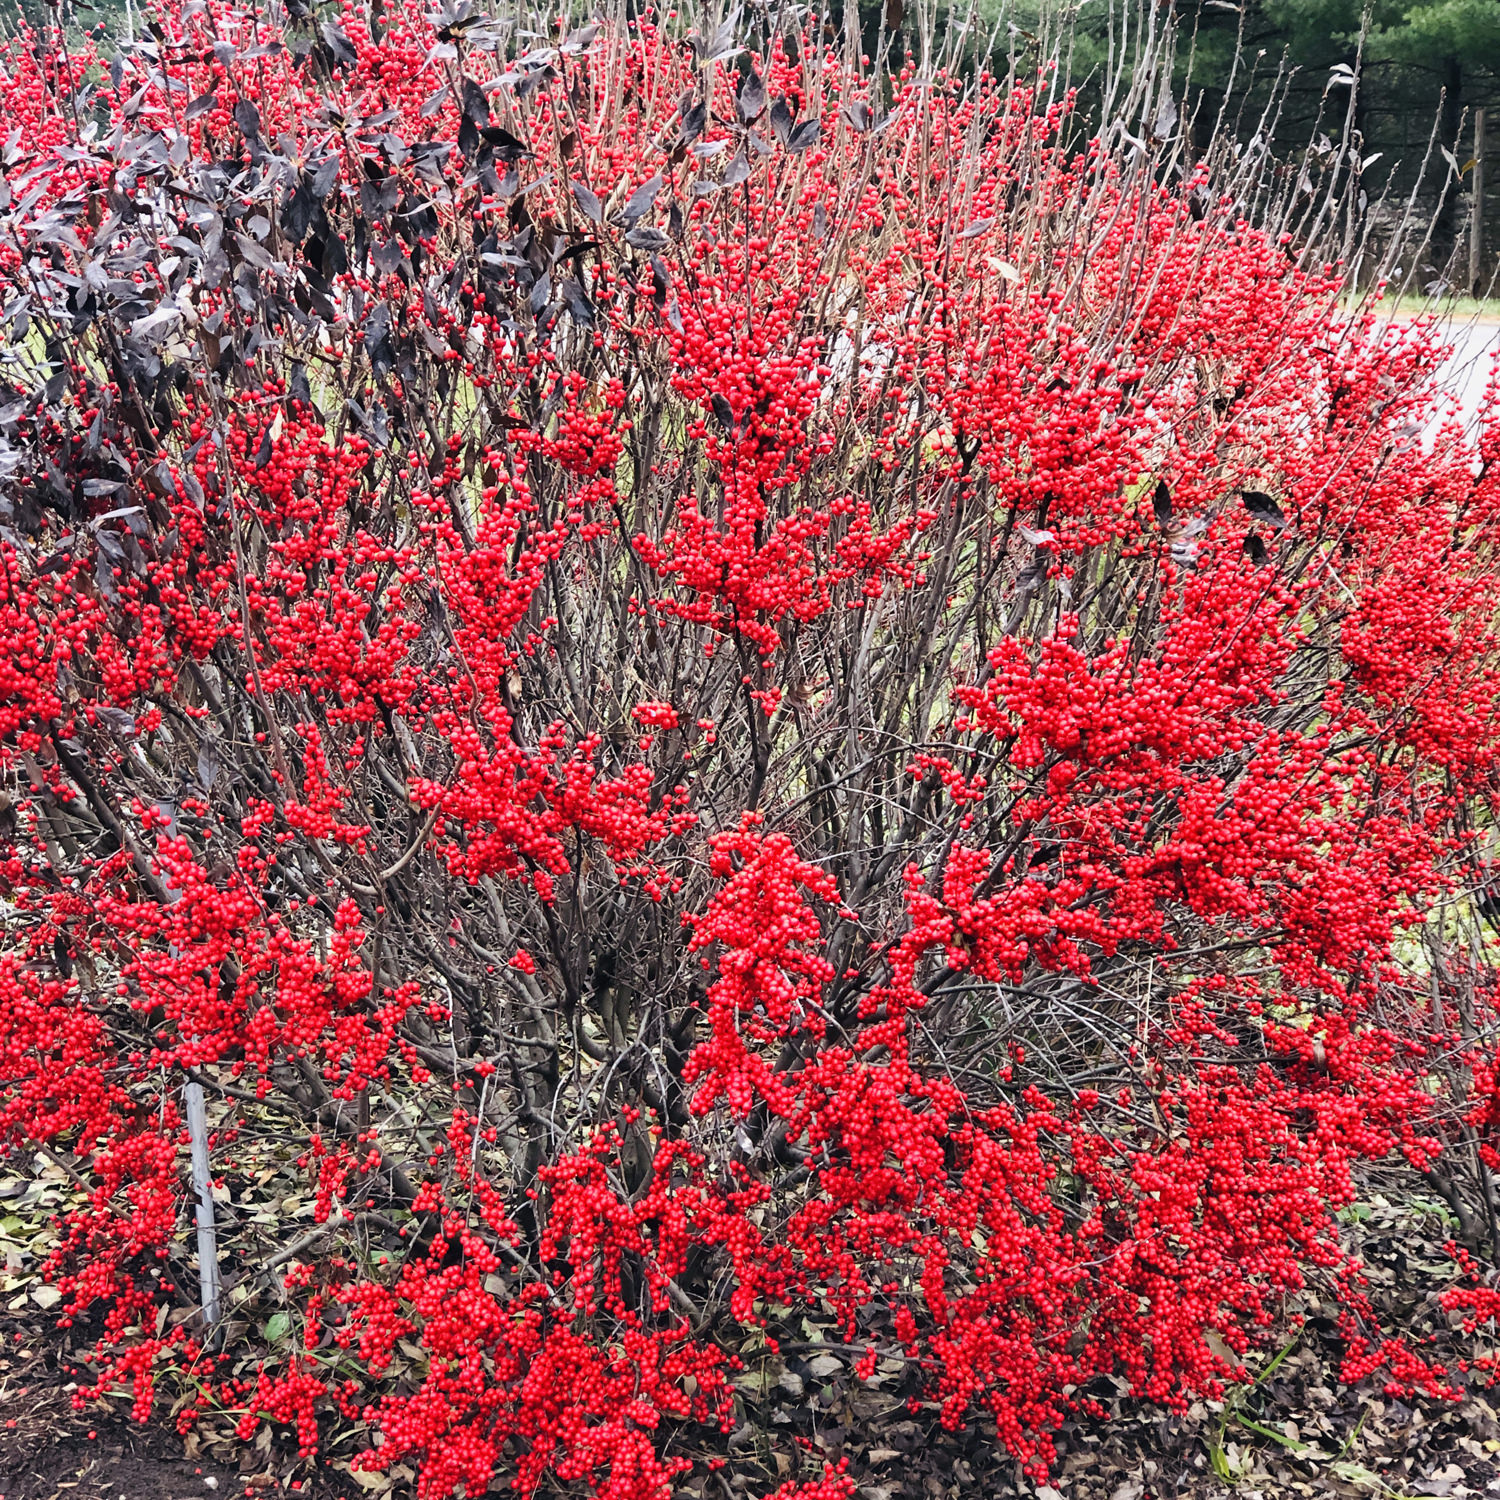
[1433,318,1500,431]
[1376,313,1500,438]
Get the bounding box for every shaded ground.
[8,1089,1500,1500]
[4,1347,1499,1500]
[0,1313,242,1500]
[7,1198,1500,1500]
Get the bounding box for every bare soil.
[0,1315,240,1500]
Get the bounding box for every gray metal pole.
[156,784,221,1330]
[183,1080,222,1327]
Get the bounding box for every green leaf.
[264,1311,292,1342]
[1235,1414,1309,1452]
[1208,1434,1234,1482]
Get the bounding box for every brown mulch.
[5,1318,1499,1500]
[3,1192,1500,1498]
[0,1321,239,1500]
[4,1365,1499,1500]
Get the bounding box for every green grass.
[1350,292,1500,322]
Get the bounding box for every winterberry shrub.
[0,1,1497,1495]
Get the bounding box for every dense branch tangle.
[2,2,1500,1497]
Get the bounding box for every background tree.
[1190,0,1500,287]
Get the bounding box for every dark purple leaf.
[787,118,821,153]
[320,21,357,67]
[560,278,594,326]
[621,173,663,224]
[626,224,669,252]
[281,184,314,242]
[94,552,118,601]
[480,125,531,161]
[677,98,707,146]
[461,76,491,127]
[1242,490,1287,528]
[570,179,603,223]
[309,155,341,200]
[841,101,873,133]
[737,70,766,124]
[1153,479,1173,529]
[553,240,598,267]
[561,20,599,53]
[233,99,261,139]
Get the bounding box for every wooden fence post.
[1472,108,1487,297]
